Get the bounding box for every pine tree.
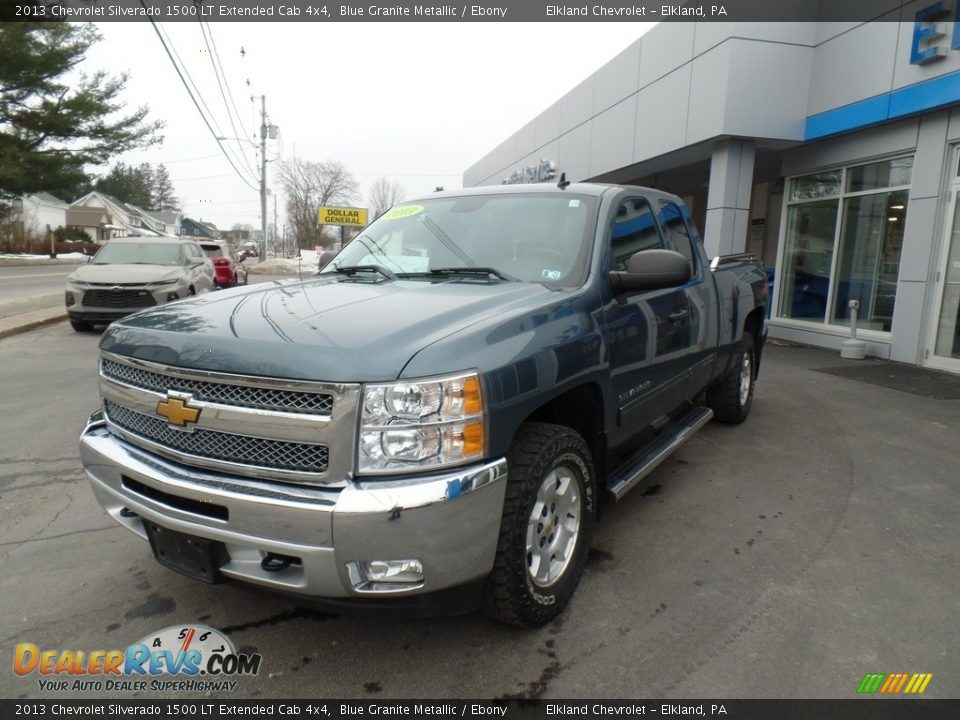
[92,162,154,209]
[0,22,163,200]
[152,164,180,212]
[133,162,154,209]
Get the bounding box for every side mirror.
[609,249,691,294]
[316,252,335,270]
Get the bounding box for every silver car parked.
[65,237,215,331]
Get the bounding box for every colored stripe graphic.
[858,672,932,694]
[905,674,933,694]
[857,673,885,693]
[880,674,898,693]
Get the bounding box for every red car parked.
[200,241,248,288]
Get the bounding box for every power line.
[200,21,259,182]
[155,24,225,142]
[163,151,229,164]
[157,21,261,189]
[163,146,253,164]
[170,172,238,182]
[140,7,260,192]
[352,172,465,177]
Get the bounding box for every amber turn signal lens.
[464,376,482,415]
[462,421,484,456]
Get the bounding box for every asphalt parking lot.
[1,323,957,700]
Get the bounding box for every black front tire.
[706,331,756,423]
[482,422,595,628]
[69,318,93,332]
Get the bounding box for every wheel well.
[523,383,606,504]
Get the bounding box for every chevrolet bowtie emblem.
[156,395,201,427]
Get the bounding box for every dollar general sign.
[318,206,368,227]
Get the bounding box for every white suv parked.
[65,237,215,331]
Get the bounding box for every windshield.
[321,193,598,287]
[93,242,185,266]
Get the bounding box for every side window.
[658,200,697,276]
[610,197,664,271]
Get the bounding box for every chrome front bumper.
[80,414,508,599]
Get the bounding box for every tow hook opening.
[260,552,300,572]
[119,507,138,518]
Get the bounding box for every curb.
[0,308,67,339]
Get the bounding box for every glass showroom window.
[778,157,913,332]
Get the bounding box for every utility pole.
[273,190,278,258]
[259,94,267,260]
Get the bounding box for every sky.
[81,21,655,233]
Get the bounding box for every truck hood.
[100,276,554,383]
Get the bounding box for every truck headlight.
[358,372,484,474]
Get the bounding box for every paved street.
[0,265,79,319]
[0,324,958,700]
[0,260,291,323]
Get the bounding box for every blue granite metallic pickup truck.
[80,183,767,627]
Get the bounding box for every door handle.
[668,310,688,321]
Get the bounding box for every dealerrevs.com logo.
[13,625,262,693]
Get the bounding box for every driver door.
[601,195,695,452]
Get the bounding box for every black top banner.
[2,700,960,719]
[0,0,942,22]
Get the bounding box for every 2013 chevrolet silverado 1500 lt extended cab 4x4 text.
[80,182,768,627]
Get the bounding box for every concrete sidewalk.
[0,304,66,339]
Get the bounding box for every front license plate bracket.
[146,523,225,584]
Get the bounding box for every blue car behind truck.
[80,182,767,627]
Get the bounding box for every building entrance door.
[928,189,960,372]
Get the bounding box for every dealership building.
[464,15,960,374]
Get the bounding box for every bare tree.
[368,177,406,219]
[277,158,359,250]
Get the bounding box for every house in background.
[180,218,220,239]
[69,191,181,238]
[12,193,69,237]
[64,206,113,241]
[141,209,181,236]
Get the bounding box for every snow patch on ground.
[247,250,320,274]
[0,252,88,260]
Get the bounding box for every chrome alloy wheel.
[739,349,753,407]
[525,465,581,588]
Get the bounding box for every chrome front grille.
[98,352,360,484]
[104,400,330,474]
[102,359,333,415]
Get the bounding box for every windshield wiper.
[422,267,516,281]
[325,264,397,281]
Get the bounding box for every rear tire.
[706,331,756,424]
[69,318,93,332]
[482,422,595,628]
